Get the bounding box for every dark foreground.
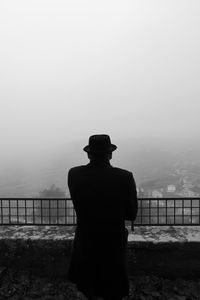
[0,268,200,300]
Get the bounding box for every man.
[68,134,138,300]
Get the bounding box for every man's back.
[68,162,137,231]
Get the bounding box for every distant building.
[152,190,163,198]
[180,189,196,197]
[167,185,176,193]
[138,187,145,197]
[191,185,200,196]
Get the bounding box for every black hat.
[83,134,117,153]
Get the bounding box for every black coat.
[68,161,138,299]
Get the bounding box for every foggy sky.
[1,0,200,164]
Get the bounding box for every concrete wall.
[0,226,200,278]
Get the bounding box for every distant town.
[138,168,200,198]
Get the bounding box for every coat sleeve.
[125,173,138,221]
[68,168,77,212]
[67,168,72,195]
[68,168,75,201]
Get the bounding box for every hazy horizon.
[0,136,200,197]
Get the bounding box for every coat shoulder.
[68,165,86,176]
[112,166,133,177]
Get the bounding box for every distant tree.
[39,184,66,198]
[35,184,66,224]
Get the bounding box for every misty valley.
[1,139,200,226]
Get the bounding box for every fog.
[0,0,200,195]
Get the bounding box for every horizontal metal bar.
[0,197,200,200]
[0,223,76,226]
[0,198,71,200]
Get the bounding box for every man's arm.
[68,168,76,207]
[67,169,72,196]
[125,173,138,221]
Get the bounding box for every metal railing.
[134,197,200,226]
[0,197,200,228]
[0,198,75,226]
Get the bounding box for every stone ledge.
[1,225,200,242]
[130,225,200,244]
[0,226,200,278]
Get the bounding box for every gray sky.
[1,0,200,164]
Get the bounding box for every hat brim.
[83,144,117,153]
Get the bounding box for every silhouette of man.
[68,134,138,300]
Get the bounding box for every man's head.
[83,134,117,162]
[87,151,112,162]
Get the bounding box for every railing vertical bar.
[41,199,43,224]
[57,199,59,224]
[157,199,159,225]
[190,199,192,224]
[66,199,68,224]
[49,199,50,225]
[0,199,2,224]
[141,199,143,224]
[182,199,184,225]
[33,199,35,224]
[174,199,175,225]
[65,199,67,225]
[25,199,27,224]
[199,199,200,225]
[8,199,11,224]
[149,199,151,225]
[17,199,19,224]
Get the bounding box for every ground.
[0,226,200,299]
[0,268,200,300]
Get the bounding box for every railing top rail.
[0,197,200,200]
[0,197,72,200]
[137,197,200,200]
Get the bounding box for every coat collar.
[87,161,112,168]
